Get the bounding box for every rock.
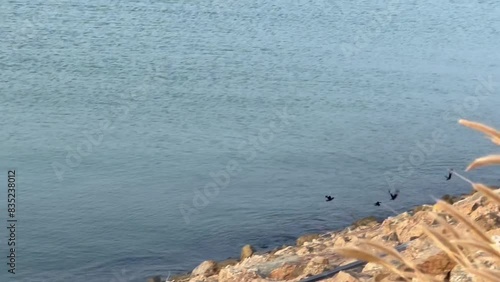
[362,262,384,274]
[303,256,330,276]
[333,235,359,248]
[273,246,295,256]
[382,231,400,243]
[352,216,379,229]
[449,264,473,282]
[147,276,162,282]
[170,273,190,281]
[191,260,217,277]
[297,246,313,256]
[216,258,238,272]
[412,205,433,214]
[412,242,456,275]
[332,270,369,282]
[188,276,218,282]
[268,263,303,280]
[395,211,435,243]
[238,255,268,270]
[240,244,254,261]
[252,255,301,277]
[218,268,263,282]
[487,227,500,245]
[473,212,500,231]
[441,194,462,205]
[297,234,320,246]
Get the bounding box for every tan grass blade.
[421,225,471,267]
[491,136,500,145]
[360,241,416,268]
[451,239,500,263]
[334,247,413,281]
[359,241,443,282]
[473,183,500,205]
[434,200,490,243]
[459,119,500,139]
[466,155,500,171]
[431,213,461,240]
[361,241,446,282]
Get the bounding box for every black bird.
[445,169,453,181]
[325,195,334,202]
[388,189,400,200]
[374,201,381,206]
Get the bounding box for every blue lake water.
[1,0,500,281]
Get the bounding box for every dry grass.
[458,119,500,141]
[335,119,500,281]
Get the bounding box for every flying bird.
[374,201,381,206]
[325,195,334,202]
[388,189,400,200]
[445,169,453,181]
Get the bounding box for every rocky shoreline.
[147,189,499,282]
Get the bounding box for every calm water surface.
[1,0,500,281]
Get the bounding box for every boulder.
[302,256,330,276]
[191,260,217,277]
[240,244,254,261]
[252,255,301,277]
[395,211,435,243]
[268,263,303,280]
[297,234,320,246]
[413,242,456,275]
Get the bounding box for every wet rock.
[191,260,217,277]
[441,194,462,205]
[297,234,320,246]
[170,273,190,282]
[216,258,238,272]
[240,244,255,261]
[352,216,379,229]
[147,276,162,282]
